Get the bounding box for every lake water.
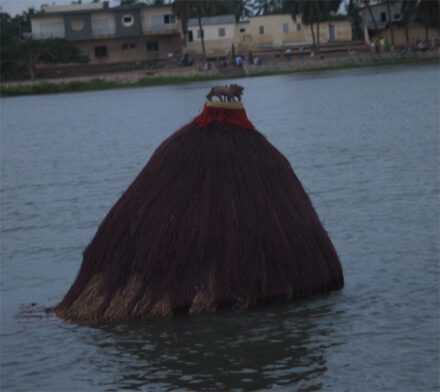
[1,64,439,392]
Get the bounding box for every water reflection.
[78,296,343,391]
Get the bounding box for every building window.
[122,14,135,27]
[163,14,176,24]
[259,25,264,34]
[95,46,108,58]
[188,30,194,42]
[197,29,204,39]
[282,23,289,33]
[218,27,226,37]
[240,28,246,33]
[380,12,387,23]
[70,17,85,32]
[122,42,136,50]
[296,23,301,32]
[146,41,159,51]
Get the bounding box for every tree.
[415,0,440,41]
[253,0,283,15]
[212,0,253,21]
[173,0,248,59]
[362,0,379,31]
[385,0,395,47]
[346,0,363,40]
[120,0,142,6]
[173,0,214,59]
[1,10,86,81]
[401,0,418,46]
[283,1,342,50]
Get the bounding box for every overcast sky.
[1,0,347,17]
[0,0,120,16]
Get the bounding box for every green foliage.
[2,55,437,97]
[415,0,440,29]
[1,10,87,81]
[172,0,246,57]
[346,0,363,40]
[120,0,143,6]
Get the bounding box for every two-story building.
[356,0,404,31]
[31,2,183,64]
[355,0,440,47]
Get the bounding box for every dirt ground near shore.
[2,50,438,91]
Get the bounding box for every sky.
[0,0,120,16]
[0,0,348,17]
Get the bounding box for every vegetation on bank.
[1,55,438,97]
[0,13,87,82]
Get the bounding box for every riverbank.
[1,51,438,97]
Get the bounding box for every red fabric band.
[194,104,256,130]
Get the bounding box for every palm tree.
[401,0,418,46]
[416,0,440,41]
[253,0,283,16]
[173,0,251,60]
[362,0,379,31]
[174,0,230,60]
[286,1,341,50]
[346,0,364,40]
[385,0,395,47]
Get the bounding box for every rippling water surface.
[1,64,439,391]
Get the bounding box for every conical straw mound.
[55,103,343,323]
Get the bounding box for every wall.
[31,16,65,39]
[64,13,92,40]
[235,16,352,51]
[76,35,181,64]
[141,6,181,35]
[186,23,235,56]
[114,9,143,38]
[377,24,440,47]
[32,6,183,43]
[359,1,403,30]
[91,13,116,38]
[237,14,307,49]
[303,21,353,44]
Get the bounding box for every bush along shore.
[1,52,438,97]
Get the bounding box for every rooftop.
[33,2,172,18]
[41,2,107,13]
[187,15,235,27]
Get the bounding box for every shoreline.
[1,52,438,97]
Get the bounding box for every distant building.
[355,0,440,46]
[236,14,352,51]
[31,2,183,64]
[186,15,236,57]
[356,0,404,31]
[379,22,440,47]
[185,13,352,57]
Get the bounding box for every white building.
[186,15,236,57]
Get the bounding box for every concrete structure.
[186,15,236,57]
[236,14,352,51]
[31,3,183,64]
[355,0,404,44]
[356,0,404,31]
[237,14,352,49]
[185,14,352,57]
[356,1,440,47]
[376,23,440,47]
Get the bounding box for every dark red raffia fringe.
[194,104,256,130]
[54,111,344,323]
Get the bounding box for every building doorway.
[329,24,336,42]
